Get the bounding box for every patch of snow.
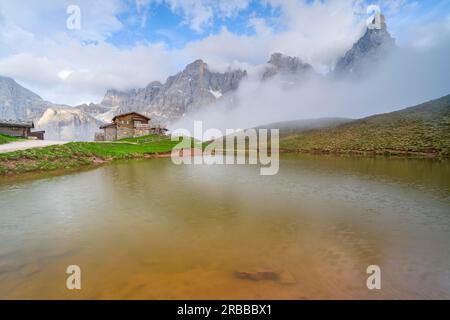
[209,88,223,99]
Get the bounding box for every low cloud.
[0,0,448,107]
[171,33,450,137]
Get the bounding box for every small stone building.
[29,130,46,140]
[96,112,168,141]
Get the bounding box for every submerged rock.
[234,269,296,285]
[234,269,278,281]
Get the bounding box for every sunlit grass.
[0,134,193,175]
[280,95,450,157]
[0,133,24,145]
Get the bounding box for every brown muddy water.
[0,155,449,299]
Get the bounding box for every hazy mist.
[171,35,450,138]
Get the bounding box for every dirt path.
[0,140,69,153]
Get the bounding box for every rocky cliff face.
[334,16,395,77]
[0,17,397,141]
[36,107,102,141]
[0,76,50,120]
[91,60,247,123]
[262,53,314,81]
[0,59,247,140]
[150,59,246,121]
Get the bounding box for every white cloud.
[172,36,450,135]
[177,0,367,72]
[162,0,251,32]
[0,0,448,106]
[0,40,180,105]
[0,0,124,43]
[58,70,74,81]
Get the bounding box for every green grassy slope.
[257,118,352,136]
[0,133,23,145]
[0,134,191,175]
[280,95,450,157]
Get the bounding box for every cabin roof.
[112,112,150,122]
[99,123,116,129]
[0,120,34,128]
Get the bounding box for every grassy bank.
[2,95,449,176]
[279,95,450,157]
[0,135,189,175]
[0,134,23,145]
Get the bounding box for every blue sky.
[109,0,284,49]
[107,0,450,49]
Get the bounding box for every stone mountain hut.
[95,112,168,141]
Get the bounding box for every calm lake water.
[0,155,449,299]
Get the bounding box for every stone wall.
[104,127,118,141]
[116,127,133,140]
[94,133,105,141]
[134,128,150,137]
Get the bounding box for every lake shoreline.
[0,151,174,177]
[279,148,447,158]
[0,146,448,177]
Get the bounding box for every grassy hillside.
[257,118,351,136]
[280,95,450,157]
[0,134,191,175]
[0,133,23,145]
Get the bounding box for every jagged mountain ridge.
[88,59,247,123]
[262,53,315,81]
[36,107,103,141]
[0,19,396,141]
[0,76,51,120]
[0,60,248,140]
[334,15,395,77]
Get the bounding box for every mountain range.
[334,15,395,77]
[0,18,395,141]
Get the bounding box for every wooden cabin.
[0,120,34,138]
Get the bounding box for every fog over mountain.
[36,107,102,141]
[333,15,395,77]
[84,59,247,124]
[262,53,316,81]
[171,21,450,139]
[0,60,248,140]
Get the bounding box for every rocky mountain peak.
[152,59,246,120]
[184,59,207,72]
[334,15,395,77]
[81,59,248,124]
[104,88,136,97]
[145,81,163,89]
[0,75,50,120]
[100,88,138,109]
[37,107,102,141]
[262,52,314,80]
